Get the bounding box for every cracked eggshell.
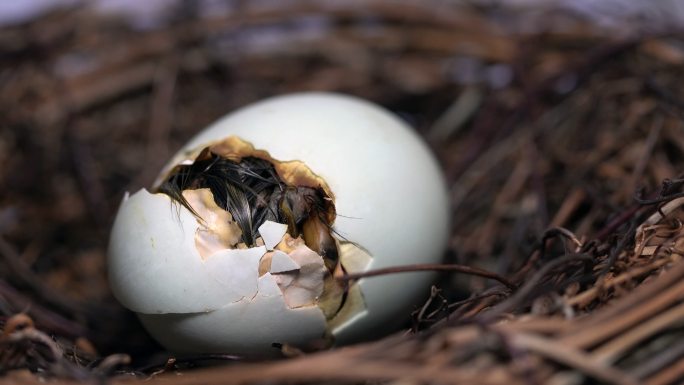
[269,250,300,273]
[258,221,288,251]
[107,189,265,313]
[108,190,327,356]
[158,93,450,343]
[137,273,326,355]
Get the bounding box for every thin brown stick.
[644,356,684,385]
[549,187,587,228]
[590,301,684,364]
[511,333,639,385]
[629,115,663,193]
[630,337,684,379]
[0,238,84,316]
[565,256,674,308]
[562,260,684,337]
[478,253,593,322]
[339,263,516,290]
[139,352,524,385]
[560,278,684,349]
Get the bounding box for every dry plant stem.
[598,219,641,277]
[629,115,663,193]
[0,237,83,315]
[475,155,533,256]
[478,253,592,322]
[510,333,639,385]
[635,342,684,381]
[29,3,511,125]
[430,289,508,328]
[549,188,586,228]
[3,330,61,359]
[1,328,85,378]
[539,227,583,257]
[502,317,571,334]
[64,129,110,228]
[141,349,525,385]
[94,354,131,375]
[451,123,538,212]
[134,58,177,188]
[561,279,684,349]
[140,354,242,374]
[513,227,583,282]
[644,357,684,385]
[590,301,684,364]
[414,286,445,327]
[565,255,674,308]
[0,280,88,337]
[561,259,684,340]
[340,263,516,290]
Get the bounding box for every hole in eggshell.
[154,136,368,326]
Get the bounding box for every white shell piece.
[137,273,327,357]
[273,244,326,308]
[258,221,288,250]
[204,247,265,296]
[107,189,266,313]
[269,250,300,273]
[256,272,283,297]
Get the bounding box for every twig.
[560,272,684,349]
[134,57,178,188]
[597,218,641,277]
[0,237,85,318]
[339,263,516,290]
[565,255,674,308]
[412,286,447,329]
[478,253,593,322]
[510,333,639,385]
[139,348,524,385]
[139,354,244,378]
[94,354,131,375]
[0,280,88,338]
[644,356,684,385]
[595,204,643,241]
[590,301,684,364]
[629,115,663,193]
[514,227,584,282]
[630,337,684,379]
[562,260,684,338]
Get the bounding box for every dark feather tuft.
[157,152,335,255]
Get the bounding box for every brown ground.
[1,2,684,384]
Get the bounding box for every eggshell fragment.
[258,221,288,250]
[108,189,265,313]
[273,243,327,308]
[269,250,301,273]
[137,273,327,356]
[204,246,265,297]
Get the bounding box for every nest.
[1,1,684,384]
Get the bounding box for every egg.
[107,92,449,356]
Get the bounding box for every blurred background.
[2,0,684,372]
